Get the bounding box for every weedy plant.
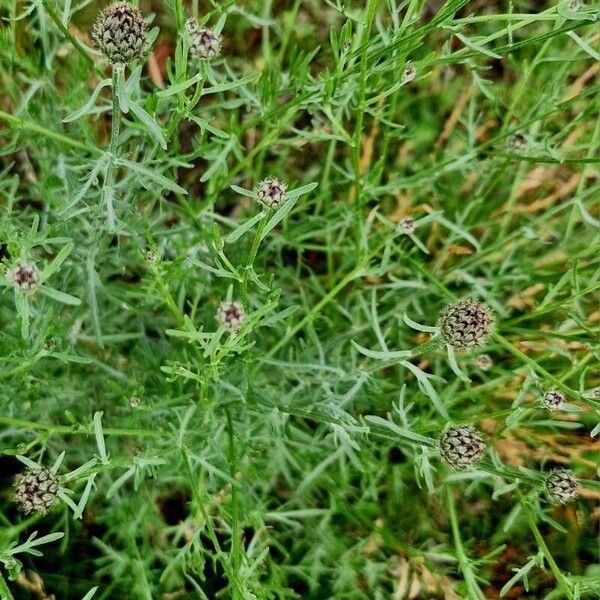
[0,0,599,599]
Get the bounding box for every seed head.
[8,263,40,293]
[217,300,245,334]
[13,467,60,515]
[476,354,493,371]
[590,387,600,399]
[129,395,141,408]
[546,469,578,505]
[186,18,221,60]
[438,299,494,352]
[145,250,158,263]
[568,0,581,11]
[542,389,565,411]
[92,2,149,65]
[439,425,485,470]
[257,178,287,210]
[399,216,416,234]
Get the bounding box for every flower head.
[257,178,287,210]
[546,468,578,505]
[217,300,245,334]
[439,425,485,470]
[542,389,565,411]
[92,2,149,65]
[13,467,60,515]
[438,299,494,352]
[8,263,40,293]
[399,216,416,234]
[186,18,221,60]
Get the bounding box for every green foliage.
[0,0,599,598]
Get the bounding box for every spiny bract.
[439,425,485,470]
[438,299,494,352]
[92,2,149,65]
[13,467,60,515]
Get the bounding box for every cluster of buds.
[13,467,60,515]
[92,2,149,65]
[546,469,578,505]
[257,178,287,210]
[437,299,494,352]
[216,300,245,334]
[439,425,485,470]
[186,18,222,60]
[7,263,40,293]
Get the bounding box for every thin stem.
[264,265,364,359]
[446,485,486,600]
[0,110,101,156]
[102,65,124,231]
[352,0,378,237]
[225,408,242,597]
[241,212,268,310]
[518,492,574,600]
[492,333,580,399]
[181,446,244,597]
[0,416,161,438]
[0,572,15,600]
[41,0,101,74]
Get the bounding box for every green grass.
[0,0,599,598]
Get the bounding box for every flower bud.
[399,216,416,234]
[438,299,494,352]
[8,263,40,293]
[475,354,493,371]
[439,425,485,470]
[186,18,221,60]
[542,389,565,411]
[257,178,287,210]
[92,2,149,65]
[546,469,578,505]
[13,467,60,515]
[217,300,245,334]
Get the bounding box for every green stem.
[241,213,268,310]
[446,486,486,600]
[102,65,123,231]
[181,446,244,596]
[352,0,379,235]
[492,333,579,399]
[518,492,574,600]
[0,110,100,156]
[225,408,242,597]
[0,572,15,600]
[0,416,161,438]
[264,265,364,359]
[41,0,100,74]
